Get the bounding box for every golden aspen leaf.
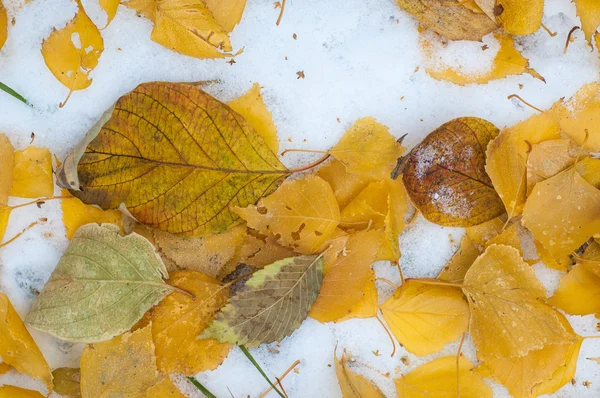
[340,180,387,229]
[41,0,103,105]
[380,281,469,356]
[0,1,6,50]
[473,0,495,20]
[526,139,579,195]
[52,368,81,398]
[58,82,288,237]
[534,239,569,272]
[395,356,492,398]
[338,272,378,321]
[394,0,497,41]
[317,159,372,209]
[0,134,14,205]
[321,229,350,273]
[573,0,600,43]
[426,34,543,85]
[227,83,278,154]
[234,175,339,254]
[99,0,120,28]
[329,117,406,180]
[549,264,600,316]
[0,363,10,374]
[245,235,295,268]
[437,236,480,282]
[335,351,385,397]
[310,230,381,322]
[0,206,10,242]
[575,157,600,188]
[558,83,600,151]
[0,386,44,398]
[522,168,600,260]
[203,0,247,35]
[80,325,160,398]
[137,270,232,375]
[0,293,52,390]
[495,0,543,35]
[376,193,401,262]
[462,245,575,358]
[124,0,156,20]
[458,0,483,13]
[402,117,503,227]
[486,103,562,218]
[146,377,185,397]
[532,339,583,396]
[465,216,504,249]
[9,147,53,198]
[61,189,123,239]
[485,218,532,263]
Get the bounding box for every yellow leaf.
[329,117,406,180]
[0,363,10,374]
[146,377,186,397]
[376,193,401,262]
[137,270,232,375]
[0,0,6,50]
[61,189,123,239]
[227,83,278,155]
[310,230,381,322]
[426,34,543,85]
[458,0,483,13]
[465,216,504,250]
[462,245,575,357]
[380,281,469,356]
[52,368,81,398]
[338,273,378,321]
[244,234,295,268]
[340,180,387,229]
[395,356,493,398]
[317,159,372,209]
[0,386,44,398]
[9,147,53,198]
[123,0,156,20]
[204,0,246,32]
[534,239,570,272]
[80,325,160,398]
[335,351,385,397]
[485,218,533,263]
[495,0,543,35]
[0,134,13,205]
[437,236,480,282]
[99,0,120,28]
[549,264,600,316]
[0,206,10,242]
[486,103,562,218]
[532,339,583,396]
[41,0,103,104]
[0,293,52,391]
[526,139,579,195]
[574,0,600,43]
[575,157,600,188]
[522,168,600,260]
[234,175,340,254]
[558,82,600,151]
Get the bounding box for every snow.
[0,0,599,396]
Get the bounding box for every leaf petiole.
[0,81,29,105]
[240,345,286,398]
[188,376,217,398]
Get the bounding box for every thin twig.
[188,376,217,398]
[376,313,396,357]
[0,221,40,248]
[240,345,285,398]
[258,360,301,398]
[582,335,600,339]
[281,148,329,156]
[394,260,405,285]
[376,278,399,289]
[507,94,544,113]
[541,23,557,37]
[276,0,286,26]
[287,154,331,173]
[564,26,580,54]
[405,278,463,288]
[0,81,29,105]
[10,196,73,211]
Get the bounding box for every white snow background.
[0,0,599,396]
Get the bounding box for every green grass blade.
[0,81,29,105]
[187,376,217,398]
[240,345,285,398]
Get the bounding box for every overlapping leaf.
[0,386,44,398]
[61,189,123,239]
[52,368,81,398]
[335,351,384,397]
[9,147,53,198]
[558,82,600,151]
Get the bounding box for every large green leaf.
[202,255,324,346]
[26,224,173,343]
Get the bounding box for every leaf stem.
[564,26,580,54]
[9,196,73,211]
[507,94,543,113]
[0,81,29,105]
[376,313,396,357]
[276,0,286,26]
[280,148,328,156]
[0,221,40,248]
[259,360,301,398]
[405,278,464,289]
[239,345,285,398]
[287,153,331,173]
[394,260,405,285]
[187,376,217,398]
[582,335,600,340]
[376,278,399,289]
[540,23,557,37]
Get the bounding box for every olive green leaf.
[202,255,324,346]
[26,224,174,343]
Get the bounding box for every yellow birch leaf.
[495,0,543,35]
[0,386,44,398]
[41,0,103,105]
[465,216,504,250]
[0,363,10,374]
[61,189,123,239]
[338,272,378,321]
[146,377,185,397]
[534,239,569,272]
[0,1,6,50]
[80,325,160,398]
[522,168,600,260]
[427,34,543,85]
[532,339,583,396]
[52,368,81,398]
[394,0,497,41]
[204,0,246,32]
[0,206,10,242]
[486,103,562,218]
[437,236,480,282]
[558,82,600,151]
[574,0,600,43]
[376,193,401,262]
[124,0,156,20]
[484,218,533,263]
[234,175,340,254]
[329,118,406,180]
[9,147,53,198]
[136,270,232,375]
[526,139,579,195]
[380,281,469,356]
[310,230,381,322]
[549,264,600,316]
[340,180,387,229]
[462,245,575,358]
[0,293,52,391]
[227,83,278,154]
[335,351,385,397]
[0,134,14,205]
[395,356,493,398]
[575,157,600,188]
[99,0,120,28]
[322,229,350,273]
[317,159,372,209]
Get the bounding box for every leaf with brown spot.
[402,117,504,227]
[494,0,543,35]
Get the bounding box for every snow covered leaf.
[0,134,13,205]
[522,168,600,260]
[0,293,52,390]
[52,368,81,398]
[494,0,543,35]
[61,190,123,239]
[26,224,174,343]
[437,236,480,282]
[0,1,6,50]
[329,117,406,180]
[136,270,231,375]
[58,82,288,237]
[549,264,600,317]
[41,0,103,106]
[9,147,53,198]
[462,244,575,358]
[80,325,160,398]
[486,103,562,218]
[146,377,185,397]
[380,281,469,356]
[338,273,378,321]
[402,117,504,227]
[573,0,600,44]
[558,83,600,151]
[395,356,492,398]
[395,0,497,41]
[234,175,339,254]
[203,255,324,346]
[99,0,120,27]
[427,34,543,85]
[0,386,44,398]
[526,139,579,195]
[310,230,381,322]
[335,351,384,397]
[317,159,372,209]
